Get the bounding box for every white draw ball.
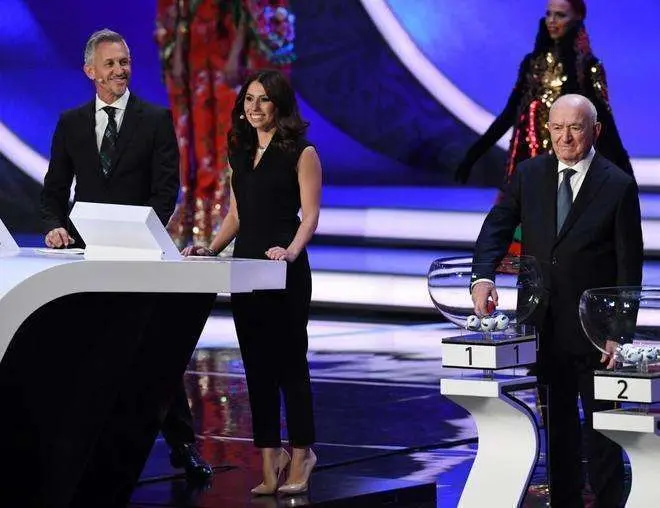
[640,347,658,362]
[480,316,496,332]
[619,343,634,354]
[494,313,510,331]
[466,315,481,331]
[623,347,642,364]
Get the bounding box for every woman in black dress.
[183,70,321,495]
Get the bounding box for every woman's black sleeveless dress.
[228,137,315,448]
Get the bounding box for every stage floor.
[128,312,625,507]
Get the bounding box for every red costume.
[156,0,295,247]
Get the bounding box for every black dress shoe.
[169,443,214,481]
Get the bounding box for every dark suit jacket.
[40,93,180,236]
[472,152,643,355]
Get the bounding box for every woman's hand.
[181,245,217,257]
[265,246,298,262]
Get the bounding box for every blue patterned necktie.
[100,106,118,177]
[556,168,576,234]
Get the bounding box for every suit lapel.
[554,153,609,245]
[81,101,101,172]
[111,94,142,173]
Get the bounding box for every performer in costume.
[156,0,296,248]
[455,0,632,255]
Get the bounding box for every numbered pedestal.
[593,370,660,507]
[593,410,660,507]
[440,375,539,508]
[442,333,537,370]
[594,369,660,403]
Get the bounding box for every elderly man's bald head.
[551,94,598,124]
[548,94,601,165]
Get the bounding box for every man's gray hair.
[84,29,128,65]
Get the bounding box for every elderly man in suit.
[471,94,642,507]
[40,29,212,481]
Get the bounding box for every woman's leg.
[278,258,316,487]
[232,292,283,449]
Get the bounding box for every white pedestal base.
[594,410,660,508]
[441,376,539,508]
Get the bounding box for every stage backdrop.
[1,0,658,231]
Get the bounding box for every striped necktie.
[100,106,118,177]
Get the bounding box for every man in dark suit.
[40,29,212,480]
[471,94,643,507]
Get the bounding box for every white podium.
[0,204,286,507]
[0,248,286,361]
[441,333,539,508]
[593,369,660,507]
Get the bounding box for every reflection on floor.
[131,313,626,507]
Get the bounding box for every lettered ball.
[494,313,510,331]
[480,316,497,332]
[623,347,642,364]
[466,315,481,331]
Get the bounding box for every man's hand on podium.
[181,245,217,257]
[45,227,75,248]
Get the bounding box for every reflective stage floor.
[126,313,578,507]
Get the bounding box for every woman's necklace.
[256,138,272,156]
[256,133,273,157]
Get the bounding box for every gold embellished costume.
[456,19,633,186]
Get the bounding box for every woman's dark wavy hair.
[228,69,308,156]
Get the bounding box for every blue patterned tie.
[556,168,576,234]
[100,106,118,177]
